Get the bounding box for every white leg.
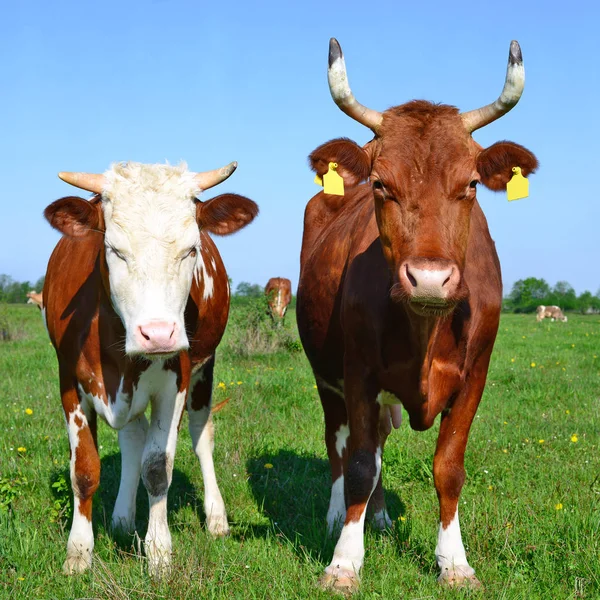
[112,414,148,532]
[141,381,186,578]
[435,509,476,584]
[188,406,229,536]
[326,476,346,535]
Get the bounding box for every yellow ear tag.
[323,162,345,196]
[506,166,529,202]
[314,174,323,186]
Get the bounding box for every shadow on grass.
[49,452,206,551]
[244,450,406,563]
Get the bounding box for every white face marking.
[101,162,203,355]
[435,509,475,579]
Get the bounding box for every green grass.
[0,304,599,599]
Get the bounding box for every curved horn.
[328,38,384,134]
[461,40,525,133]
[194,161,237,190]
[58,172,106,194]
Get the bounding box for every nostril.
[169,326,175,339]
[139,327,150,341]
[442,270,453,288]
[405,265,417,288]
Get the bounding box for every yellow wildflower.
[264,463,273,469]
[237,381,243,385]
[502,449,508,454]
[510,358,515,363]
[399,515,406,522]
[488,485,493,490]
[530,362,536,368]
[555,503,563,511]
[217,382,226,389]
[17,447,26,453]
[571,434,578,443]
[538,439,545,444]
[565,410,570,414]
[25,408,33,415]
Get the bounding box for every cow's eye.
[185,247,197,259]
[372,180,384,191]
[469,179,479,189]
[108,246,126,262]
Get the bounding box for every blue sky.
[1,0,598,295]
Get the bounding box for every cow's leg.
[320,366,380,593]
[433,360,489,588]
[188,357,229,537]
[316,379,348,536]
[61,380,100,574]
[367,402,394,530]
[141,380,187,577]
[112,414,149,533]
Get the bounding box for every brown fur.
[197,193,259,236]
[298,98,537,584]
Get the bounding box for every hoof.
[207,514,230,537]
[145,541,172,579]
[438,566,482,589]
[319,569,360,596]
[63,552,92,575]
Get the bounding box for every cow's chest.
[77,361,181,430]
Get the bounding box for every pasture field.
[0,304,599,599]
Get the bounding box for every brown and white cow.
[536,305,567,322]
[26,290,43,309]
[297,39,538,592]
[265,277,292,322]
[43,161,258,576]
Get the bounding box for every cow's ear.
[309,137,371,187]
[44,196,102,237]
[477,141,539,191]
[197,193,258,236]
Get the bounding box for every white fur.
[100,162,211,356]
[112,414,149,532]
[335,424,349,457]
[435,510,475,581]
[326,476,346,535]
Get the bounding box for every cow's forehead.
[101,162,200,242]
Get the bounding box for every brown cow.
[536,305,568,322]
[265,277,292,322]
[26,290,43,310]
[43,161,257,576]
[297,39,537,593]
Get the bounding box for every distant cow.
[265,277,292,321]
[26,290,43,310]
[43,161,258,576]
[297,39,537,593]
[536,305,567,322]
